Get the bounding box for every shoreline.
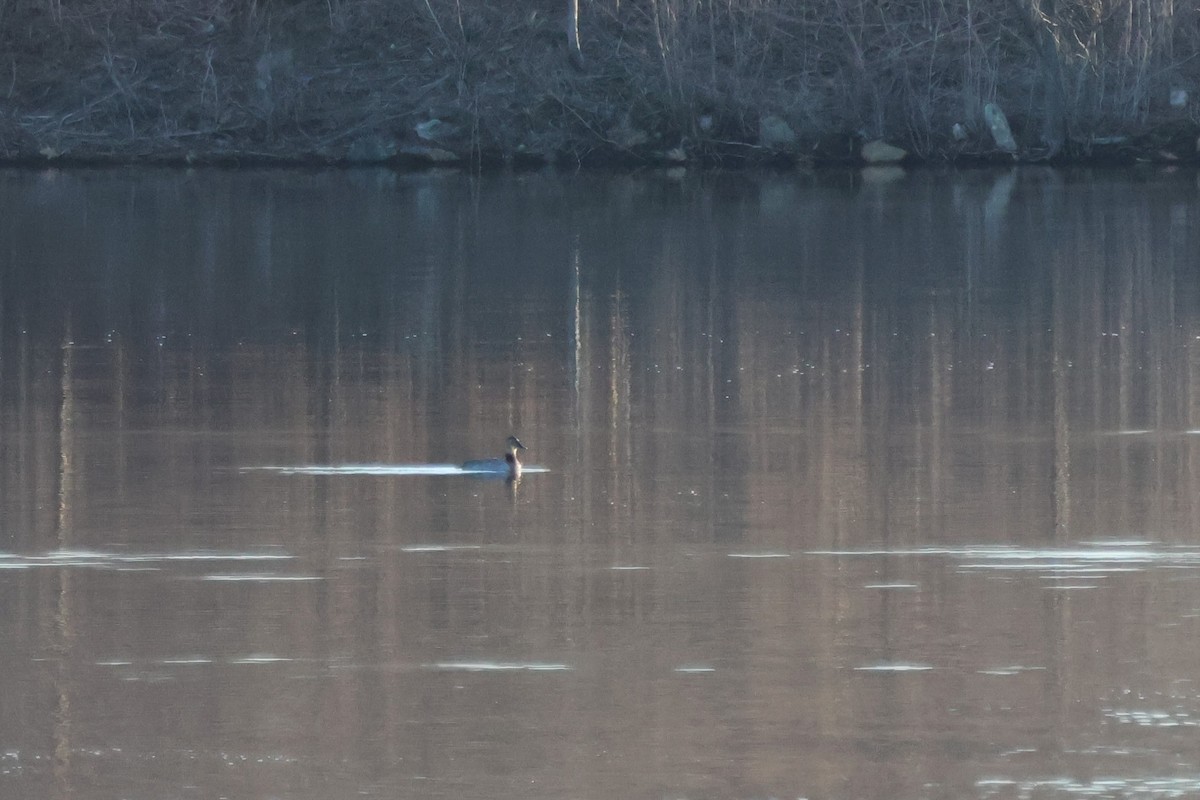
[3,121,1197,171]
[0,142,1194,171]
[3,0,1198,171]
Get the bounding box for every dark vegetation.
[0,0,1198,166]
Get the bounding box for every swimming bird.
[462,436,527,480]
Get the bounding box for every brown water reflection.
[2,168,1200,799]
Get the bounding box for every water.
[2,167,1200,799]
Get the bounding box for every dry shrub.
[0,0,1196,160]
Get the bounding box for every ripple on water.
[727,552,792,559]
[427,661,571,672]
[0,745,301,776]
[808,542,1200,587]
[400,545,483,553]
[977,776,1200,798]
[854,662,934,672]
[978,665,1046,676]
[200,574,322,582]
[1105,708,1200,728]
[0,550,292,572]
[97,656,294,668]
[240,464,550,476]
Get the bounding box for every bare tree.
[567,0,585,70]
[1008,0,1067,155]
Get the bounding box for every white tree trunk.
[567,0,585,70]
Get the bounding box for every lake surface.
[2,166,1200,799]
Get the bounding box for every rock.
[415,119,458,142]
[663,146,687,163]
[607,123,649,149]
[758,115,796,149]
[861,139,906,163]
[983,103,1017,152]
